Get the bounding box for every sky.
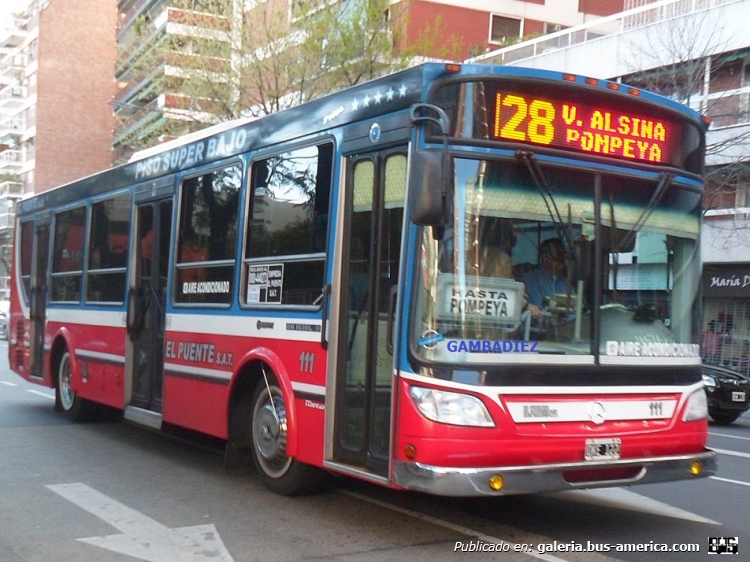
[0,0,30,27]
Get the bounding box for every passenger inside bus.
[470,217,515,279]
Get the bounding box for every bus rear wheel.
[248,379,322,495]
[55,351,94,422]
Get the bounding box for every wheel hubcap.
[59,354,75,411]
[253,389,291,477]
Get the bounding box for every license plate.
[584,438,622,461]
[732,391,746,402]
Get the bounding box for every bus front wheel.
[55,351,94,421]
[248,379,321,495]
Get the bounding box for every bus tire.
[249,379,321,495]
[55,351,95,422]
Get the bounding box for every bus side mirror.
[408,150,452,226]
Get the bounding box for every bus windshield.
[412,156,702,371]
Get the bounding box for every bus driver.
[522,237,567,319]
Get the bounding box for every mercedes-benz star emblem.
[589,401,607,425]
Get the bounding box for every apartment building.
[112,0,629,162]
[471,0,750,372]
[114,0,234,163]
[399,0,625,60]
[0,0,116,296]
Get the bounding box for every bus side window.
[175,165,241,305]
[51,206,87,303]
[244,142,333,306]
[87,192,131,304]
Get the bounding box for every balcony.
[117,7,229,79]
[0,181,23,199]
[0,54,27,78]
[112,96,163,146]
[0,211,17,230]
[0,85,26,108]
[470,0,746,79]
[0,26,29,49]
[0,118,24,147]
[0,149,23,173]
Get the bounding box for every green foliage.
[114,0,465,159]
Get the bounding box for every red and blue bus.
[9,63,716,495]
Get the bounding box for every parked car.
[0,301,8,340]
[702,363,750,424]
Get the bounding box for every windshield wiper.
[515,150,573,252]
[615,172,673,253]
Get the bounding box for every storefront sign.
[702,264,750,298]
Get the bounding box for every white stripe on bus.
[291,381,326,396]
[76,350,126,364]
[167,313,321,341]
[43,308,322,343]
[163,362,232,381]
[46,308,125,328]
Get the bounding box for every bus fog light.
[683,389,708,421]
[690,461,701,476]
[409,386,495,427]
[489,474,504,490]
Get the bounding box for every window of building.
[290,0,327,20]
[544,22,567,34]
[244,142,333,306]
[51,206,87,302]
[489,15,522,44]
[86,192,131,304]
[175,163,242,305]
[705,165,750,210]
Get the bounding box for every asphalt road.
[1,341,748,561]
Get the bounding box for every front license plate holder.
[584,438,622,461]
[732,391,746,402]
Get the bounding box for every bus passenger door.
[29,225,49,379]
[127,198,173,414]
[331,149,406,476]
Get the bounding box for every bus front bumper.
[392,449,717,496]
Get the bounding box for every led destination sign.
[490,91,680,165]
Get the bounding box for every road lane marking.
[549,488,720,525]
[709,432,750,441]
[712,447,750,459]
[47,483,234,562]
[343,489,588,561]
[27,389,55,400]
[710,476,750,488]
[1,381,17,386]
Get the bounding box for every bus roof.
[18,63,704,216]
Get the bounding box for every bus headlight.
[409,386,495,427]
[683,389,708,421]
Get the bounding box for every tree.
[114,0,464,159]
[619,8,750,219]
